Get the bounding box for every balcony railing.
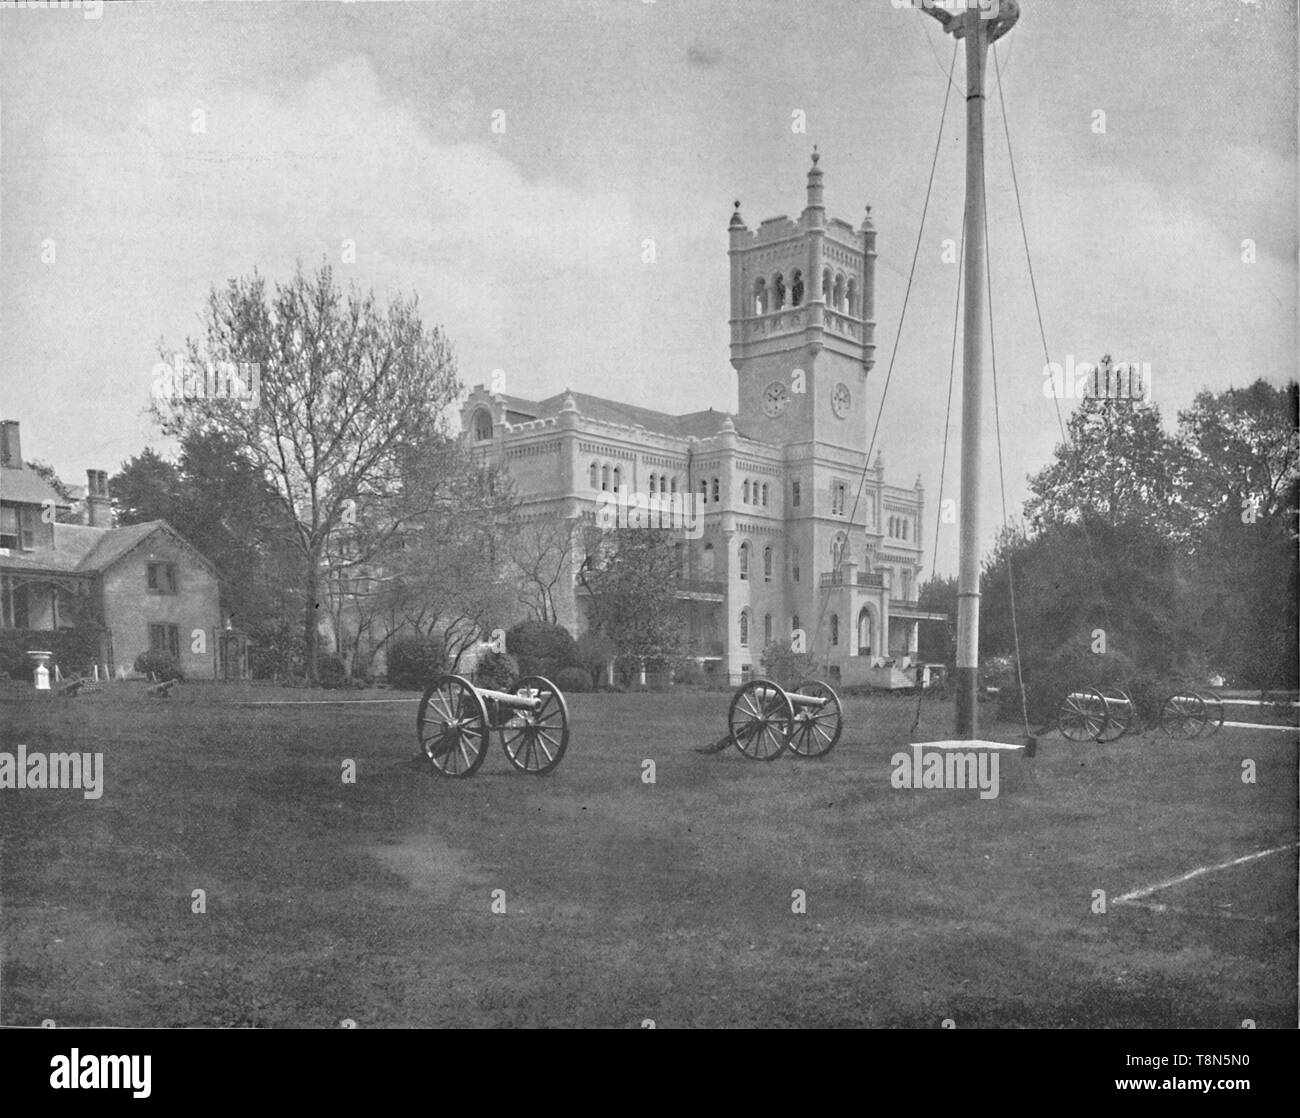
[818,570,885,589]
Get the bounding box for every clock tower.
[728,152,877,451]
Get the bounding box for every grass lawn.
[1,684,1295,1028]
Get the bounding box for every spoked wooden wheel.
[1097,688,1136,743]
[728,679,794,761]
[417,674,491,777]
[1198,691,1225,736]
[1160,692,1207,739]
[499,675,570,775]
[787,680,843,758]
[1058,688,1109,742]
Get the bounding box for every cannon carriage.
[1056,685,1224,743]
[700,677,844,760]
[417,674,570,777]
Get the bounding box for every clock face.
[831,382,851,419]
[762,381,790,417]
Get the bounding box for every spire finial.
[812,145,819,165]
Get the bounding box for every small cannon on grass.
[1056,686,1223,743]
[698,678,843,760]
[417,674,570,777]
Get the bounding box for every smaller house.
[0,419,246,680]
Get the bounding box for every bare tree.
[154,262,460,681]
[511,516,574,624]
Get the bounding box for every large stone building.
[464,156,940,686]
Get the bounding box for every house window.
[650,473,658,495]
[472,409,493,442]
[699,478,708,502]
[670,476,678,496]
[764,613,772,646]
[792,550,800,582]
[742,480,750,504]
[612,466,621,492]
[791,614,800,638]
[149,622,181,658]
[602,465,611,491]
[589,462,599,489]
[830,614,839,646]
[147,562,178,594]
[739,609,750,648]
[831,532,847,567]
[792,481,800,508]
[0,505,35,551]
[763,546,773,582]
[701,542,715,575]
[738,541,750,580]
[761,483,769,507]
[832,482,847,516]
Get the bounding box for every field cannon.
[1056,686,1223,743]
[699,678,843,760]
[417,674,570,777]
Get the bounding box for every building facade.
[465,157,940,686]
[0,420,245,682]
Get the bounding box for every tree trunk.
[304,552,320,683]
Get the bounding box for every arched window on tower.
[670,475,678,496]
[833,273,845,312]
[831,532,847,567]
[790,270,804,307]
[761,483,769,507]
[822,268,832,304]
[773,273,786,310]
[589,462,598,489]
[764,613,772,647]
[763,546,773,582]
[847,278,857,317]
[743,480,750,504]
[601,465,610,491]
[738,541,750,581]
[472,408,493,442]
[753,277,768,316]
[612,466,621,492]
[740,610,750,648]
[902,519,908,540]
[711,478,720,503]
[830,613,840,646]
[702,542,715,575]
[649,472,658,495]
[699,478,708,502]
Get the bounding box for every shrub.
[385,632,447,691]
[506,621,578,679]
[0,627,104,681]
[555,666,593,693]
[674,660,705,686]
[316,653,347,689]
[574,632,617,687]
[474,651,518,691]
[134,649,185,682]
[759,641,818,688]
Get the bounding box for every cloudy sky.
[1,0,1295,570]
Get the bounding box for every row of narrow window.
[740,479,769,507]
[737,611,889,651]
[888,515,910,540]
[753,269,858,317]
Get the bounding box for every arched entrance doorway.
[857,606,875,658]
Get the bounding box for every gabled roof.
[0,465,71,507]
[0,520,219,579]
[525,391,738,440]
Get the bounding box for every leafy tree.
[917,575,957,664]
[1025,364,1189,540]
[26,460,79,521]
[577,527,682,669]
[152,261,461,680]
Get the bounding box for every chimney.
[86,469,112,528]
[0,420,20,468]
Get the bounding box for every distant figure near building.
[464,156,943,686]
